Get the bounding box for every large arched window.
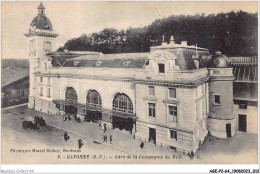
[86,90,102,107]
[65,87,77,103]
[113,93,133,113]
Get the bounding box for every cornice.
[34,72,209,88]
[137,119,194,134]
[163,99,180,105]
[208,113,235,120]
[209,76,235,81]
[24,32,58,38]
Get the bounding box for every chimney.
[170,35,175,45]
[181,41,188,46]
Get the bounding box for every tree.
[59,11,257,56]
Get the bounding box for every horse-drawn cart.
[22,116,46,130]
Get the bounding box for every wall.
[234,103,258,134]
[57,78,135,111]
[209,80,234,119]
[34,75,136,116]
[35,98,59,115]
[135,82,208,152]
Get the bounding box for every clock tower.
[25,2,58,109]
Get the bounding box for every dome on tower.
[30,2,53,31]
[30,15,53,30]
[208,51,231,68]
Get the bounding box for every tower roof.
[30,2,53,30]
[31,15,53,30]
[38,2,45,9]
[208,51,231,68]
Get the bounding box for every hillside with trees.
[58,11,258,56]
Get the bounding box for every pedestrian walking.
[188,152,191,159]
[104,134,107,143]
[103,132,107,143]
[104,123,107,132]
[140,141,144,148]
[64,132,70,141]
[63,115,67,121]
[191,150,194,159]
[68,115,71,121]
[64,132,67,140]
[110,134,112,144]
[78,139,84,149]
[102,132,105,140]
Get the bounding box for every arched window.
[65,87,77,103]
[112,93,133,113]
[86,90,102,107]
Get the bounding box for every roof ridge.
[67,52,150,61]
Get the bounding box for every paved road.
[10,111,134,155]
[2,112,128,164]
[7,106,184,157]
[2,106,258,164]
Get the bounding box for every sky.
[1,1,258,59]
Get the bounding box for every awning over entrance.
[83,104,103,112]
[53,100,136,119]
[109,110,136,119]
[53,100,85,108]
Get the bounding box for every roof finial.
[38,2,45,9]
[38,2,45,15]
[161,35,167,45]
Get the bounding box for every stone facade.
[135,83,208,152]
[24,3,239,154]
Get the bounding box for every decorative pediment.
[146,50,180,71]
[148,50,176,61]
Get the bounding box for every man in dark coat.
[140,141,144,148]
[110,134,112,144]
[78,139,83,149]
[63,115,67,121]
[191,150,194,159]
[64,132,70,141]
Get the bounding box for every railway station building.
[25,3,256,153]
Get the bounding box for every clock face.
[213,58,220,65]
[42,17,49,29]
[29,39,36,57]
[43,41,52,53]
